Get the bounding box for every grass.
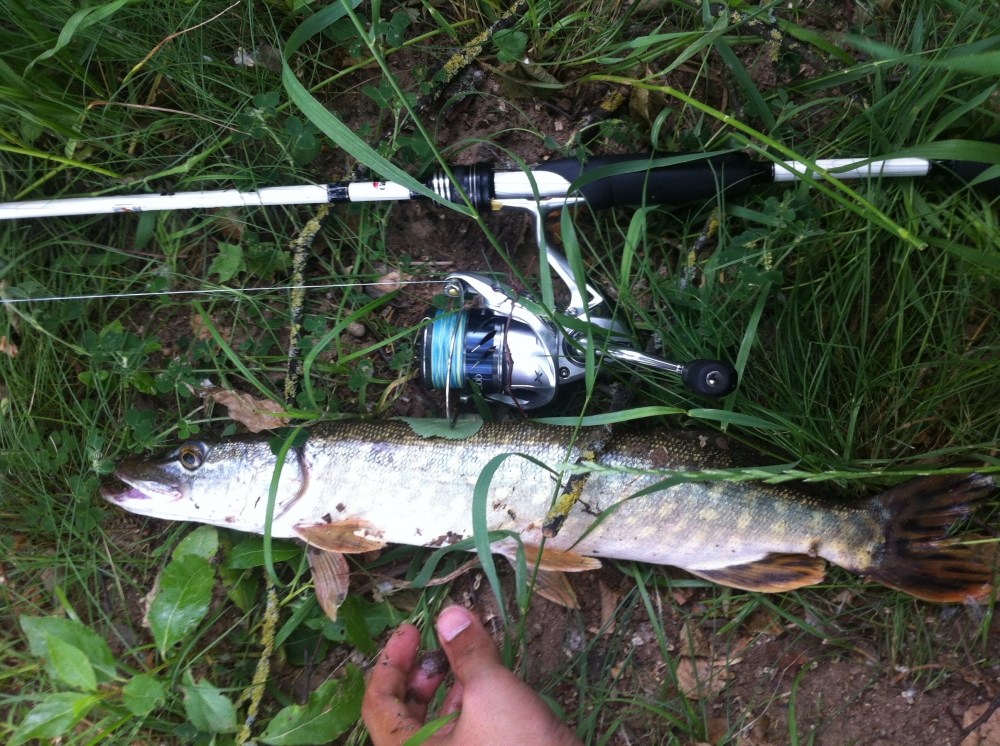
[1,0,999,743]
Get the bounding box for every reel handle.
[600,346,737,398]
[681,359,738,398]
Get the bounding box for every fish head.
[101,436,307,534]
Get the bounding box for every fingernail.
[437,605,472,642]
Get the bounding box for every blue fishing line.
[430,309,466,389]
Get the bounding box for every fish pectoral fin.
[500,543,602,573]
[294,518,387,554]
[531,569,580,609]
[687,553,826,593]
[496,552,580,608]
[307,548,350,622]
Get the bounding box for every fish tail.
[866,473,996,603]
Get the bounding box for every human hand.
[362,605,582,745]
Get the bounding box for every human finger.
[434,605,505,685]
[362,624,427,745]
[403,649,449,710]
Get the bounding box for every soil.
[425,568,1000,746]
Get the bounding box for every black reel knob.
[681,359,738,398]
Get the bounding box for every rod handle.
[934,152,1000,196]
[534,152,771,210]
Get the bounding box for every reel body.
[417,188,737,411]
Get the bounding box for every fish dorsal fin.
[294,518,387,553]
[306,548,350,621]
[517,543,602,573]
[687,553,826,593]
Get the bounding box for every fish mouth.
[100,479,150,503]
[101,474,182,503]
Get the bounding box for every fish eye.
[177,443,206,471]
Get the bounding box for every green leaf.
[254,90,282,110]
[226,537,302,569]
[122,673,166,716]
[27,0,138,71]
[537,406,685,427]
[493,29,528,63]
[846,36,1000,75]
[399,416,483,440]
[19,616,116,682]
[281,0,466,212]
[321,596,403,655]
[209,242,246,282]
[401,712,459,745]
[149,554,215,656]
[174,525,219,561]
[10,692,100,746]
[259,665,364,745]
[44,634,97,691]
[182,673,238,734]
[686,408,785,430]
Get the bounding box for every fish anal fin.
[517,544,602,573]
[689,553,826,593]
[307,548,350,621]
[294,518,386,554]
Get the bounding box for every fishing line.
[428,308,466,389]
[0,279,443,305]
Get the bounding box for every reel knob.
[681,359,738,398]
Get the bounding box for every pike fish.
[102,420,995,615]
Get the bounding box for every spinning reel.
[416,187,738,411]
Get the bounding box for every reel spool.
[419,307,558,410]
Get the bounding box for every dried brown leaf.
[199,386,288,432]
[671,586,695,605]
[367,270,411,298]
[706,717,730,744]
[598,580,620,635]
[678,619,711,658]
[0,336,19,358]
[212,208,246,242]
[962,702,1000,746]
[675,656,735,700]
[190,312,213,341]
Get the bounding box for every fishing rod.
[1,148,997,220]
[3,146,997,411]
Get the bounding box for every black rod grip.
[535,152,771,210]
[931,158,1000,197]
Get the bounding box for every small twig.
[122,1,241,87]
[235,584,280,745]
[960,693,1000,736]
